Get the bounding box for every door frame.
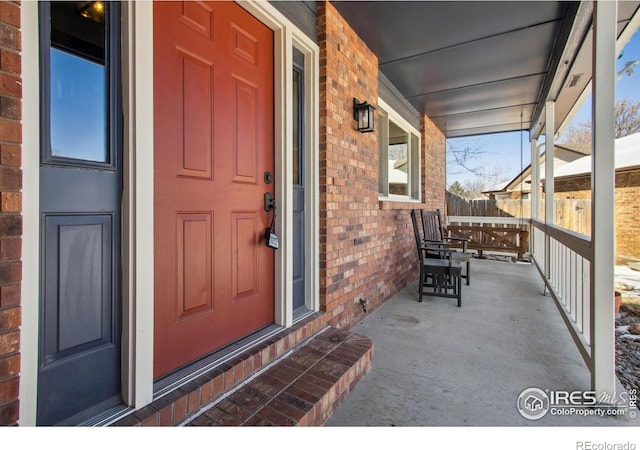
[239,1,320,326]
[20,0,319,424]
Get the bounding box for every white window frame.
[377,98,422,202]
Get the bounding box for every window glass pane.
[388,120,408,196]
[50,48,107,162]
[48,1,108,163]
[378,109,389,195]
[292,67,301,185]
[410,133,419,200]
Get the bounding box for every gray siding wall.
[269,2,419,130]
[270,1,318,42]
[379,71,421,130]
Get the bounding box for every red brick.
[0,353,20,380]
[212,373,224,396]
[0,193,20,213]
[0,215,21,236]
[141,414,158,426]
[223,367,235,390]
[0,96,20,121]
[0,73,21,98]
[255,404,295,426]
[0,145,20,167]
[0,50,20,75]
[0,307,20,331]
[0,238,20,260]
[186,389,200,415]
[0,23,20,51]
[0,284,20,308]
[0,261,21,284]
[0,376,18,404]
[0,330,19,354]
[0,120,21,144]
[158,404,172,426]
[200,380,213,405]
[0,2,20,28]
[172,396,187,424]
[0,399,18,425]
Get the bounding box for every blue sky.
[446,26,640,188]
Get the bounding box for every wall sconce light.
[353,98,375,133]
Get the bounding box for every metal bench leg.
[466,260,470,285]
[457,272,462,307]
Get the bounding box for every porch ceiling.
[331,1,640,139]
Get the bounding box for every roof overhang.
[331,1,640,139]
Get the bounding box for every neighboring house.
[389,158,408,195]
[483,144,590,200]
[548,132,640,259]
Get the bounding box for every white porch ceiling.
[331,1,640,139]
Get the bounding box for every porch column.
[530,137,539,220]
[544,101,555,279]
[590,0,617,397]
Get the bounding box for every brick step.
[185,328,373,426]
[110,312,372,427]
[112,312,331,426]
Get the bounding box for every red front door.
[153,1,275,378]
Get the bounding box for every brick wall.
[614,171,640,259]
[0,0,22,427]
[555,171,640,259]
[422,114,447,212]
[554,177,591,198]
[317,1,447,329]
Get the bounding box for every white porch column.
[544,102,555,279]
[530,137,539,220]
[544,102,555,225]
[590,0,617,397]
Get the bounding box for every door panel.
[232,212,259,299]
[37,2,122,425]
[177,49,213,179]
[177,213,213,317]
[45,215,112,352]
[233,77,259,182]
[154,1,274,378]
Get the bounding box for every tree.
[560,98,640,150]
[448,181,468,198]
[615,98,640,137]
[446,142,487,177]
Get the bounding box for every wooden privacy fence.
[446,192,591,236]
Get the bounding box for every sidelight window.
[41,1,119,167]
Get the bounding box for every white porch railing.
[447,216,596,375]
[531,219,593,369]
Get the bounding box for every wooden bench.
[446,225,529,260]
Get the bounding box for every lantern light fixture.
[353,98,375,133]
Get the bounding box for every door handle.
[264,192,275,212]
[264,192,278,249]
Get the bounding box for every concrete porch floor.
[325,258,640,427]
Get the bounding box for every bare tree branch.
[559,98,640,149]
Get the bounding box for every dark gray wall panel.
[270,1,317,42]
[379,71,421,130]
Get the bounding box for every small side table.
[419,259,462,307]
